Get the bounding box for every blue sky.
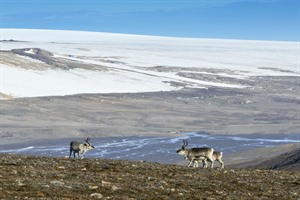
[1,0,299,41]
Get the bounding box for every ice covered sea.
[0,132,299,164]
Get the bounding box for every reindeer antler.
[182,140,188,148]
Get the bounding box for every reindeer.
[69,137,95,159]
[176,140,215,168]
[186,151,224,169]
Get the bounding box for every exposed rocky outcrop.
[9,48,107,71]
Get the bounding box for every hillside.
[0,154,299,199]
[252,148,300,171]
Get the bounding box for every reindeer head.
[176,140,189,156]
[84,137,95,150]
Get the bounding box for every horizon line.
[1,27,299,43]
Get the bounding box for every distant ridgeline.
[253,148,300,171]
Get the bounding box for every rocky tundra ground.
[0,153,299,199]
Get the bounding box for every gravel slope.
[0,153,299,199]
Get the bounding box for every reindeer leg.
[187,160,193,167]
[69,150,72,158]
[206,156,214,168]
[196,160,200,168]
[208,158,214,168]
[202,159,208,168]
[192,160,196,167]
[218,159,224,169]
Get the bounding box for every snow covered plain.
[1,29,298,98]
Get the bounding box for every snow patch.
[1,65,174,97]
[24,49,36,54]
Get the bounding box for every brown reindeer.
[176,140,215,168]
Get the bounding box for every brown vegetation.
[0,154,299,199]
